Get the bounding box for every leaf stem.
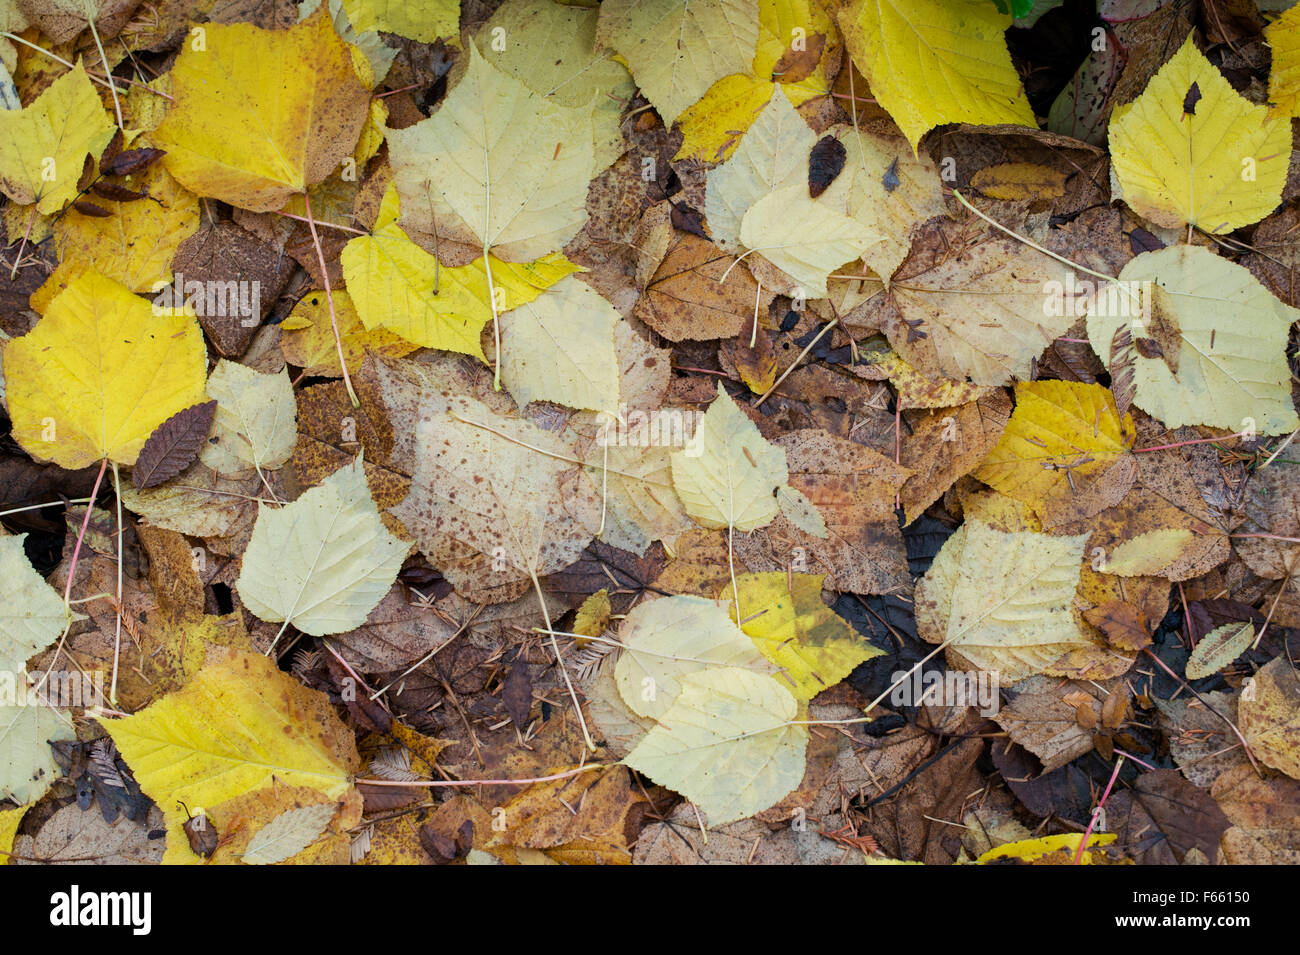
[303,190,358,407]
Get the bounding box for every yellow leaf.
[837,0,1035,153]
[0,62,114,213]
[0,805,26,864]
[2,270,208,469]
[1239,656,1300,780]
[341,184,582,358]
[236,457,407,637]
[387,43,596,261]
[971,161,1067,201]
[1109,34,1289,232]
[705,85,817,248]
[723,572,882,702]
[596,0,758,125]
[623,666,806,826]
[670,381,788,532]
[740,183,882,297]
[499,276,622,414]
[34,160,199,311]
[974,381,1134,520]
[613,594,771,720]
[281,288,417,377]
[476,0,634,169]
[976,832,1116,864]
[341,0,459,42]
[1185,622,1254,681]
[676,74,777,164]
[0,534,72,674]
[818,122,948,281]
[104,647,360,859]
[1267,5,1300,118]
[200,361,297,479]
[573,589,612,645]
[1103,528,1196,577]
[675,0,838,163]
[915,521,1092,683]
[153,7,371,212]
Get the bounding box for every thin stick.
[109,463,124,705]
[357,763,604,788]
[755,318,836,407]
[1073,754,1124,865]
[303,191,358,407]
[9,206,35,280]
[0,32,171,99]
[62,459,108,612]
[81,7,123,129]
[0,497,93,520]
[272,210,365,234]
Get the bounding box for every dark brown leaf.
[91,181,147,202]
[808,135,847,199]
[131,401,218,490]
[71,201,112,218]
[100,148,166,177]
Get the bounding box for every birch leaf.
[0,702,75,805]
[623,666,806,826]
[243,803,338,865]
[596,0,759,125]
[613,595,771,720]
[670,382,788,532]
[235,457,406,636]
[200,361,297,479]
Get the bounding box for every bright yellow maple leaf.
[153,7,371,212]
[2,270,208,469]
[1109,34,1289,233]
[0,61,115,213]
[340,185,582,358]
[837,0,1035,153]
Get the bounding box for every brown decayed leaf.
[733,429,910,596]
[633,232,773,341]
[900,391,1011,524]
